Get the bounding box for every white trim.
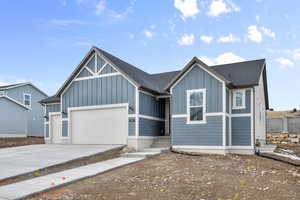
[222,84,226,146]
[68,103,129,143]
[0,134,27,138]
[62,118,69,121]
[45,122,49,124]
[170,63,225,93]
[139,114,165,122]
[229,90,232,146]
[97,63,109,75]
[128,114,136,118]
[206,112,223,116]
[231,113,251,117]
[59,50,139,104]
[139,90,156,98]
[23,93,31,107]
[94,54,97,73]
[74,72,121,81]
[135,88,139,137]
[228,146,254,149]
[173,145,226,150]
[232,89,246,110]
[172,114,187,118]
[186,89,207,124]
[0,95,29,109]
[251,88,254,146]
[84,66,96,76]
[44,102,60,105]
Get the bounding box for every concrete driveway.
[0,144,123,181]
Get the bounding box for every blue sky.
[0,0,299,110]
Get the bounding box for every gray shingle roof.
[211,59,266,87]
[0,83,28,89]
[39,96,60,104]
[41,47,268,107]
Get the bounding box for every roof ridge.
[150,70,181,76]
[212,58,265,67]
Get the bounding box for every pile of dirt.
[0,137,44,149]
[29,152,300,200]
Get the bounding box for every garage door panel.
[71,106,127,144]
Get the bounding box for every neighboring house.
[40,46,269,154]
[0,82,48,137]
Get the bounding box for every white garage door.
[70,106,128,144]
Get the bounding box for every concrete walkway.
[0,157,144,200]
[0,144,123,181]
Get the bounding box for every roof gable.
[0,82,48,97]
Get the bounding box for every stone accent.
[267,133,300,145]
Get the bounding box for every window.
[23,94,31,107]
[187,89,206,124]
[233,90,245,109]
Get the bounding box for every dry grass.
[267,110,300,119]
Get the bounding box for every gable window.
[23,94,31,107]
[187,89,206,124]
[233,90,245,109]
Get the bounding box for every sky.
[0,0,299,111]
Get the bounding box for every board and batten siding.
[172,116,223,146]
[172,64,223,115]
[138,92,165,136]
[62,75,136,116]
[171,64,224,146]
[231,117,251,146]
[61,75,136,137]
[45,104,61,121]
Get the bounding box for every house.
[0,82,48,137]
[40,46,269,154]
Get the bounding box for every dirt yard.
[0,137,44,148]
[29,152,300,200]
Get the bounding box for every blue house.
[41,47,269,154]
[0,82,48,137]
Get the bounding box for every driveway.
[0,144,122,181]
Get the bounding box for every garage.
[70,105,128,145]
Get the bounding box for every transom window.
[23,94,31,107]
[233,90,245,109]
[187,89,206,124]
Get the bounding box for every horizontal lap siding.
[62,75,136,117]
[139,92,165,118]
[172,64,223,115]
[172,116,223,146]
[232,89,251,114]
[139,118,165,136]
[232,117,251,146]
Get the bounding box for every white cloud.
[276,57,294,69]
[261,27,276,39]
[95,0,106,15]
[256,15,260,22]
[207,0,240,17]
[144,30,154,38]
[200,35,213,44]
[178,34,195,46]
[49,19,87,26]
[200,52,245,66]
[174,0,200,19]
[217,33,240,43]
[247,25,262,43]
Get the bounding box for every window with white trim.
[187,89,206,124]
[0,91,5,97]
[233,90,245,109]
[23,94,31,107]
